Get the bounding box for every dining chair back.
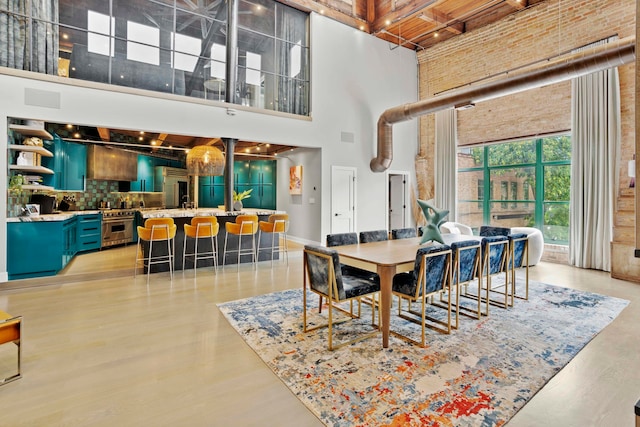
[359,229,389,243]
[326,232,358,247]
[391,228,417,239]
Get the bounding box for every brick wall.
[415,0,636,272]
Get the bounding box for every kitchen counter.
[7,210,101,222]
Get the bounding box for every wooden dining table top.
[334,234,482,269]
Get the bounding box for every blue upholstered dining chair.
[481,235,510,313]
[303,245,380,351]
[479,225,511,237]
[391,228,417,240]
[451,239,483,323]
[391,244,452,347]
[508,233,529,300]
[326,232,358,247]
[325,232,379,315]
[359,229,389,243]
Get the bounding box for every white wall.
[0,13,418,281]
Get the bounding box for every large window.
[0,0,310,116]
[458,135,571,243]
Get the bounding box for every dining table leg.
[377,265,396,348]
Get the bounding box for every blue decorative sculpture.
[417,199,449,245]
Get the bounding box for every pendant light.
[186,145,225,176]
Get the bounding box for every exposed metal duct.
[371,36,636,172]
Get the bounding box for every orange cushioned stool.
[183,216,219,275]
[135,218,177,283]
[223,214,258,271]
[258,213,289,266]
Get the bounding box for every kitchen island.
[138,208,285,272]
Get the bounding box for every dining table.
[333,234,482,348]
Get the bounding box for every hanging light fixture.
[186,145,225,176]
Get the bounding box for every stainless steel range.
[101,209,135,248]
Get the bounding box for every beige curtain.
[569,39,620,271]
[434,108,457,220]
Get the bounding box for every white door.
[388,172,408,230]
[331,166,356,233]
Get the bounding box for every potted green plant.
[233,188,252,211]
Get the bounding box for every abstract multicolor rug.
[218,278,628,426]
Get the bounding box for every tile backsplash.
[7,179,160,217]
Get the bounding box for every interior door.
[389,173,408,230]
[331,166,356,233]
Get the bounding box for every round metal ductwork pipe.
[370,36,636,172]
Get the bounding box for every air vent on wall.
[341,131,355,143]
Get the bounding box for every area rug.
[217,278,628,426]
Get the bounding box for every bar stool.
[257,213,289,266]
[135,218,177,283]
[223,214,258,270]
[183,216,219,275]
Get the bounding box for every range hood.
[86,145,138,181]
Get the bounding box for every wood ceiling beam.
[418,8,464,35]
[371,0,438,33]
[97,127,110,141]
[505,0,527,10]
[154,133,168,147]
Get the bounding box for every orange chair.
[223,214,258,270]
[183,216,219,275]
[258,213,289,266]
[135,218,177,283]
[0,310,22,385]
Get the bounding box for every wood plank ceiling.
[291,0,546,50]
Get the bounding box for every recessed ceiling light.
[74,132,80,138]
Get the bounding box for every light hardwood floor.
[0,244,639,426]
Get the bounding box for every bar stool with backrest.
[257,213,289,266]
[223,214,258,270]
[135,218,177,283]
[183,216,219,275]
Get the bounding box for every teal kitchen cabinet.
[130,154,156,192]
[42,136,87,191]
[8,218,77,280]
[198,175,224,208]
[76,214,102,252]
[62,217,78,268]
[233,161,251,192]
[64,141,87,191]
[244,160,276,209]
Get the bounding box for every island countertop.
[139,208,285,219]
